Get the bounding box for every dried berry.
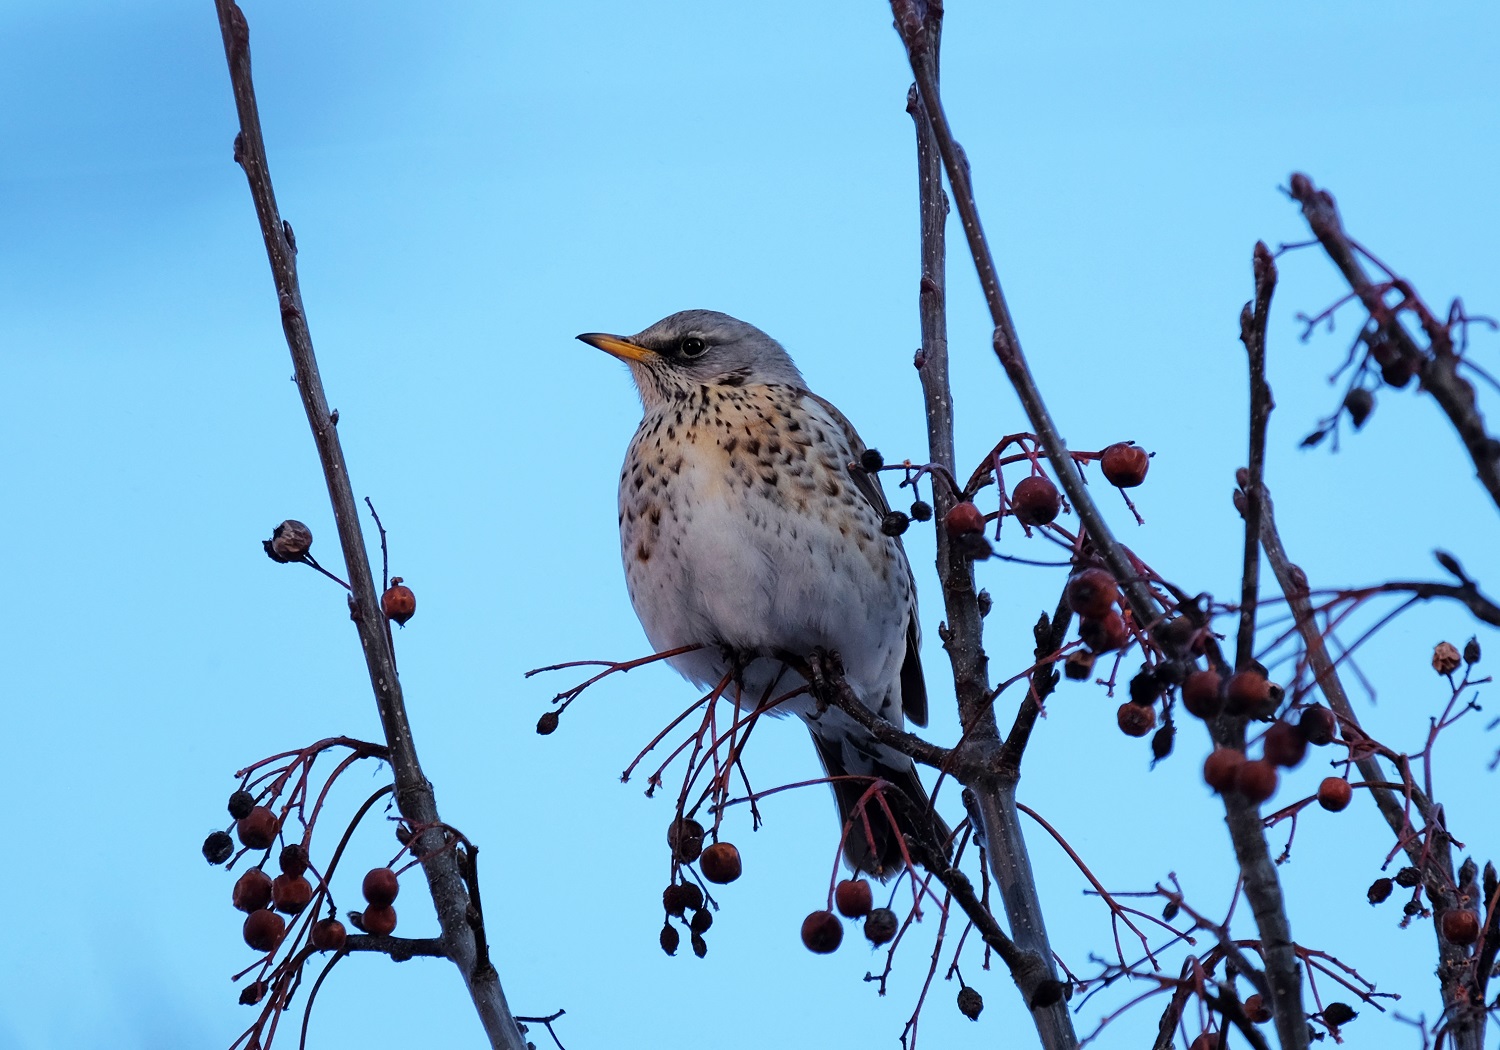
[956,985,984,1021]
[1432,641,1462,676]
[1065,568,1118,619]
[1203,749,1244,793]
[1150,722,1175,762]
[1298,705,1336,746]
[1441,910,1480,945]
[1162,899,1180,922]
[835,878,873,919]
[1403,899,1423,918]
[203,830,235,865]
[663,884,694,918]
[1262,721,1307,769]
[976,589,993,617]
[1233,759,1278,803]
[1011,475,1061,526]
[659,922,680,956]
[1394,866,1422,888]
[237,807,279,851]
[1063,650,1096,680]
[1100,443,1149,488]
[1029,979,1065,1009]
[1367,878,1394,904]
[536,711,560,735]
[362,867,400,907]
[310,918,347,951]
[909,500,933,522]
[1079,611,1129,653]
[1244,993,1271,1023]
[1322,1002,1356,1028]
[1344,388,1375,428]
[1317,777,1352,812]
[361,905,398,936]
[228,790,256,821]
[881,511,910,537]
[1181,670,1223,719]
[864,907,898,945]
[264,519,313,563]
[233,869,274,913]
[243,909,287,953]
[239,981,268,1006]
[272,874,313,915]
[668,818,705,863]
[689,908,713,935]
[1225,671,1273,715]
[860,449,884,472]
[1382,356,1417,388]
[700,842,742,884]
[1128,670,1159,706]
[278,843,309,878]
[943,501,985,537]
[1116,702,1156,738]
[690,932,708,958]
[1463,637,1481,665]
[800,910,843,954]
[382,579,416,625]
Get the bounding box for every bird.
[578,309,947,875]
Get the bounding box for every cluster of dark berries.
[799,879,897,955]
[660,819,740,958]
[1199,700,1338,806]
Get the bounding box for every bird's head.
[578,310,805,410]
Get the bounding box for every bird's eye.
[680,337,708,358]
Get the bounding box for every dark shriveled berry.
[1079,611,1129,653]
[881,511,910,537]
[1151,722,1175,762]
[536,711,560,735]
[1100,443,1149,488]
[835,879,873,918]
[203,830,235,865]
[663,884,693,918]
[1394,866,1422,888]
[1128,670,1159,706]
[1367,878,1394,904]
[801,910,843,954]
[264,519,313,563]
[1464,637,1481,665]
[1011,475,1061,526]
[859,449,884,472]
[690,932,708,958]
[1344,387,1375,428]
[957,985,984,1020]
[1063,650,1096,680]
[228,790,256,821]
[1322,1003,1357,1028]
[362,868,400,907]
[278,843,309,878]
[243,909,287,953]
[700,842,742,884]
[864,908,898,945]
[1029,979,1065,1009]
[660,923,680,956]
[909,500,933,522]
[689,908,713,935]
[668,818,705,863]
[239,981,268,1006]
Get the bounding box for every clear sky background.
[3,2,1498,1048]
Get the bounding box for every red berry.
[1441,910,1480,945]
[1298,705,1336,746]
[700,842,742,884]
[1116,702,1156,738]
[1262,721,1307,769]
[943,502,985,537]
[1317,777,1352,812]
[362,867,400,907]
[668,818,705,863]
[243,909,287,953]
[1203,749,1245,793]
[381,579,416,625]
[864,907,898,945]
[1188,1034,1217,1050]
[1180,670,1223,719]
[1065,568,1118,619]
[272,874,313,915]
[1225,671,1272,715]
[1011,475,1061,526]
[835,879,873,919]
[800,910,843,954]
[236,807,279,850]
[361,904,398,936]
[1079,611,1129,653]
[1244,993,1271,1023]
[1100,443,1150,488]
[1234,759,1279,803]
[310,918,347,951]
[233,869,274,913]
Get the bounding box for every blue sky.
[2,1,1498,1048]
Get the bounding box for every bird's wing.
[802,391,929,728]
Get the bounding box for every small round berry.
[1063,650,1096,680]
[310,918,347,951]
[699,842,742,884]
[237,807,279,851]
[278,843,309,878]
[203,830,235,865]
[800,910,843,954]
[1180,670,1223,719]
[1011,475,1061,526]
[668,818,705,863]
[1322,1003,1357,1028]
[1079,611,1129,653]
[909,500,933,522]
[362,867,400,907]
[1344,388,1375,428]
[881,511,910,537]
[233,869,274,913]
[1432,641,1462,676]
[1441,910,1480,946]
[1233,759,1278,803]
[1244,993,1271,1023]
[859,449,884,472]
[1187,1034,1216,1050]
[689,908,713,935]
[1317,777,1352,812]
[535,711,560,735]
[956,985,984,1021]
[659,923,680,956]
[1262,721,1307,769]
[228,790,256,821]
[943,502,985,537]
[243,909,287,953]
[1065,568,1118,619]
[382,580,416,625]
[1298,705,1336,746]
[361,904,397,936]
[864,907,899,945]
[1116,702,1156,738]
[265,519,313,562]
[1224,671,1273,715]
[1128,670,1160,706]
[1367,878,1394,904]
[835,879,873,919]
[272,874,313,915]
[1100,443,1149,488]
[1203,748,1245,793]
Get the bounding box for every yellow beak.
[577,332,655,363]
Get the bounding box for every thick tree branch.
[211,5,525,1046]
